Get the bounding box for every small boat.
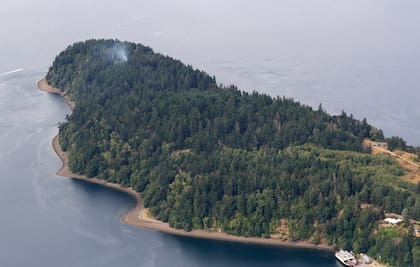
[335,250,357,266]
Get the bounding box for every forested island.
[44,39,419,266]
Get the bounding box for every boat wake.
[0,68,23,77]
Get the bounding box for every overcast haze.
[1,0,419,145]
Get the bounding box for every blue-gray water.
[0,1,419,266]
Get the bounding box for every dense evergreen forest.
[46,39,419,266]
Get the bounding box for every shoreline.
[38,78,335,251]
[37,79,76,110]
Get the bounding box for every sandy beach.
[38,78,335,251]
[38,79,76,110]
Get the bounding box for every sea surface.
[0,1,419,266]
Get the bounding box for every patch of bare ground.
[364,139,420,183]
[171,148,192,157]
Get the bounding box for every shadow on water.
[166,234,336,267]
[67,178,339,267]
[68,178,136,219]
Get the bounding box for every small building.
[373,142,388,148]
[414,226,420,237]
[384,218,402,225]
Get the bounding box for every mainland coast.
[38,78,335,251]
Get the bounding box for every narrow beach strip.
[38,78,335,251]
[38,79,76,110]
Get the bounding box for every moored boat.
[335,250,357,266]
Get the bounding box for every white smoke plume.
[106,43,128,63]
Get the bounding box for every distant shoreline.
[38,78,335,251]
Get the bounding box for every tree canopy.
[47,39,419,266]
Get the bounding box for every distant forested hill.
[47,39,419,266]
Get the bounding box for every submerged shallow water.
[0,1,419,266]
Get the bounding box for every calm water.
[1,1,419,266]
